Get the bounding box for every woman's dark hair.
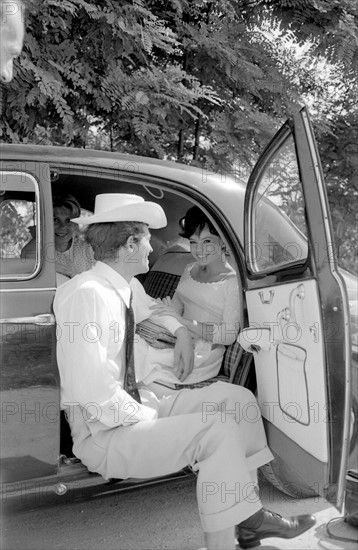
[179,206,219,239]
[52,194,81,218]
[86,221,148,261]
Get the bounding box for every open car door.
[243,107,351,508]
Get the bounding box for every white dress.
[138,263,241,388]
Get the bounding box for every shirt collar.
[92,261,132,307]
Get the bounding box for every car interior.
[0,167,257,464]
[59,173,259,459]
[2,161,355,501]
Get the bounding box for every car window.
[249,133,308,273]
[0,172,40,278]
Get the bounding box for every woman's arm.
[150,276,241,344]
[212,277,241,345]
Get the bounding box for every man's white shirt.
[53,261,183,426]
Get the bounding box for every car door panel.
[244,107,351,508]
[245,279,328,462]
[294,110,352,505]
[0,166,60,483]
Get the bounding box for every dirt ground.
[1,361,357,550]
[1,467,357,550]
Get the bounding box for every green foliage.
[317,105,358,273]
[0,0,357,272]
[0,200,34,257]
[257,0,358,70]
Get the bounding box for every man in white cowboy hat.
[53,193,315,550]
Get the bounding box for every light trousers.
[68,382,273,532]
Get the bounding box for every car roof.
[0,143,244,187]
[0,143,247,242]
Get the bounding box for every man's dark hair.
[179,206,219,239]
[86,221,148,261]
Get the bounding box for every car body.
[0,107,355,510]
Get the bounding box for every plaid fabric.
[231,350,255,387]
[143,271,181,299]
[142,269,244,384]
[136,318,176,348]
[174,374,229,390]
[220,340,242,378]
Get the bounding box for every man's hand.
[149,297,182,322]
[173,327,194,381]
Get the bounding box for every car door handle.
[0,314,55,325]
[288,283,305,323]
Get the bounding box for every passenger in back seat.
[140,206,241,397]
[21,193,95,281]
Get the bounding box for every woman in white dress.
[139,206,241,397]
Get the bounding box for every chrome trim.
[302,113,335,270]
[0,287,56,292]
[0,314,55,325]
[302,110,352,509]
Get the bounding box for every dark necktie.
[124,293,142,403]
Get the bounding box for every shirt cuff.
[160,315,184,335]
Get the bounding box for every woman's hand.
[149,297,182,322]
[151,296,173,308]
[160,296,172,307]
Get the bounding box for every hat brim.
[71,201,167,229]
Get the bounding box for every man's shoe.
[236,507,316,548]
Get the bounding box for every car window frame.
[245,124,310,278]
[0,171,42,281]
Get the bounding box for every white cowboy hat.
[71,193,167,228]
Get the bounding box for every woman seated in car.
[21,193,95,279]
[138,206,241,397]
